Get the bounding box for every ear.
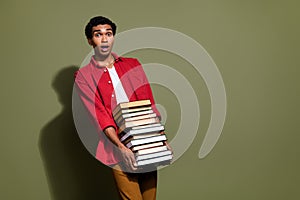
[87,38,93,46]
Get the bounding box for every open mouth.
[100,45,109,52]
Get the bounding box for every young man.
[74,16,165,199]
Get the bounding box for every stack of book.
[113,100,173,167]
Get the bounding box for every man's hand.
[104,127,137,171]
[165,141,174,165]
[160,131,174,162]
[119,145,137,171]
[165,141,173,155]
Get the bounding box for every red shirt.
[74,53,160,165]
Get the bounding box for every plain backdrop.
[0,0,299,199]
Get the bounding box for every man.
[74,16,167,200]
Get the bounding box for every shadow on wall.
[39,66,118,200]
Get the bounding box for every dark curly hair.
[85,16,117,39]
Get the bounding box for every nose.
[101,35,108,42]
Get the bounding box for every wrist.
[117,143,127,151]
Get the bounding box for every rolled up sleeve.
[74,71,117,133]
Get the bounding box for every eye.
[107,32,113,37]
[94,33,101,37]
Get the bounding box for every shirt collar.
[90,52,122,68]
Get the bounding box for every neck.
[94,53,115,67]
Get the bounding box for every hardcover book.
[113,100,173,168]
[135,155,173,167]
[135,150,172,161]
[125,134,167,149]
[119,124,165,142]
[113,99,151,117]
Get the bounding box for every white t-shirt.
[107,65,129,104]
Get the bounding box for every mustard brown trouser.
[112,165,157,200]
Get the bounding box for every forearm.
[103,126,126,150]
[104,126,137,170]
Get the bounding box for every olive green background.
[1,0,299,199]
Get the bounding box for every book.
[118,117,158,134]
[134,145,168,156]
[114,106,153,121]
[131,123,162,130]
[125,134,167,148]
[122,132,162,144]
[130,141,164,151]
[116,99,151,109]
[135,154,173,167]
[136,150,172,161]
[113,100,151,117]
[116,113,157,126]
[113,100,173,168]
[119,124,165,142]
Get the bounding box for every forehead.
[92,24,113,32]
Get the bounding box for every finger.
[123,152,137,171]
[129,154,137,170]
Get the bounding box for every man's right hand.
[104,127,138,171]
[119,145,137,171]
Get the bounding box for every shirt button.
[108,80,111,84]
[112,94,114,98]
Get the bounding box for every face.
[88,24,114,57]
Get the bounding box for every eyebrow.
[92,28,113,33]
